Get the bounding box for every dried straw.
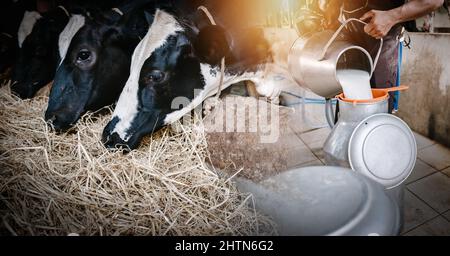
[0,82,275,236]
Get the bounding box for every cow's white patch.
[18,11,42,48]
[112,10,183,141]
[58,15,85,66]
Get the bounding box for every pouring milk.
[337,69,373,100]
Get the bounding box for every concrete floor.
[291,127,450,236]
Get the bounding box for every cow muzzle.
[45,109,78,132]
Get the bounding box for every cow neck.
[197,5,225,101]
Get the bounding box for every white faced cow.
[102,3,290,150]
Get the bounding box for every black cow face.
[102,9,233,150]
[45,10,147,131]
[11,8,69,99]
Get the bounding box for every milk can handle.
[319,18,383,77]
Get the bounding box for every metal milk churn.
[322,86,415,188]
[323,96,389,167]
[288,18,383,98]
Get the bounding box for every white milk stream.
[337,69,373,100]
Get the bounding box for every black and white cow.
[1,0,123,83]
[0,0,33,80]
[44,0,162,131]
[10,4,71,98]
[102,2,284,150]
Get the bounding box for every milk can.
[323,92,389,167]
[323,86,416,190]
[288,18,383,98]
[321,89,415,226]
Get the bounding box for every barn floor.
[291,127,450,236]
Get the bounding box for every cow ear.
[194,25,231,66]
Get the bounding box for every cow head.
[44,6,150,131]
[0,0,34,78]
[11,7,69,99]
[102,9,239,150]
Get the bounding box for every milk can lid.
[348,114,417,189]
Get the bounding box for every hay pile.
[0,83,275,236]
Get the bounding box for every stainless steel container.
[235,166,402,235]
[323,97,389,167]
[323,90,416,191]
[288,18,383,98]
[322,98,407,228]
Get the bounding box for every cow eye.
[146,70,166,84]
[76,49,91,62]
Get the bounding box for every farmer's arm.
[361,0,444,39]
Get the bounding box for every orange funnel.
[337,85,409,104]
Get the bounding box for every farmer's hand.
[360,10,398,39]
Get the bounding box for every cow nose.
[47,115,57,123]
[45,111,71,131]
[102,132,130,151]
[46,113,60,129]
